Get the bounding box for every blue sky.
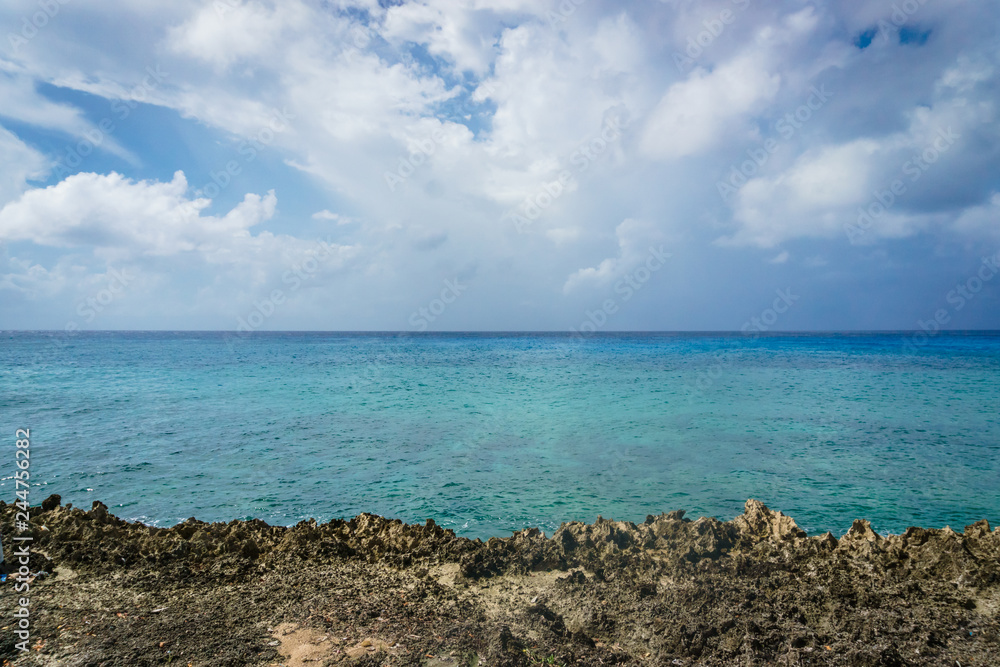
[0,0,998,331]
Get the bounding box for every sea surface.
[1,331,998,540]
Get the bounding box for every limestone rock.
[732,499,807,543]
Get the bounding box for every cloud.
[0,168,359,326]
[0,125,48,206]
[719,79,995,247]
[721,139,880,247]
[382,1,499,76]
[0,170,280,255]
[545,227,581,245]
[166,1,312,73]
[563,219,667,293]
[951,192,1000,238]
[2,0,1000,330]
[0,171,356,278]
[312,209,353,224]
[641,53,781,160]
[0,73,135,161]
[0,73,91,135]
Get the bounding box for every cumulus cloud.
[0,169,357,281]
[641,54,781,160]
[720,82,993,247]
[0,168,360,327]
[720,139,880,247]
[166,1,312,73]
[0,171,279,256]
[382,1,499,75]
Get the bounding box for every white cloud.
[0,73,135,161]
[721,139,879,247]
[0,73,90,135]
[0,126,48,206]
[951,193,1000,238]
[285,52,457,147]
[591,13,644,75]
[0,171,279,255]
[2,0,1000,329]
[0,256,62,298]
[769,250,790,264]
[312,209,353,225]
[936,56,994,94]
[467,16,645,208]
[0,172,355,276]
[0,169,360,325]
[166,1,312,73]
[641,53,781,160]
[720,87,990,247]
[382,1,498,75]
[564,218,667,293]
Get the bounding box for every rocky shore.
[1,496,997,666]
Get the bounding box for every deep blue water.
[1,331,998,540]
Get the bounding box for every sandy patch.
[269,622,341,665]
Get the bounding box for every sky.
[0,0,998,332]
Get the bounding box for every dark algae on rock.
[1,496,998,665]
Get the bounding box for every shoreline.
[2,496,998,665]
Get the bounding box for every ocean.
[2,331,998,540]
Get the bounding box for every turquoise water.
[1,332,998,540]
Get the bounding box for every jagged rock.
[732,499,807,542]
[964,519,992,539]
[1,497,998,665]
[843,519,881,543]
[816,531,839,550]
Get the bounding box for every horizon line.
[5,329,1000,335]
